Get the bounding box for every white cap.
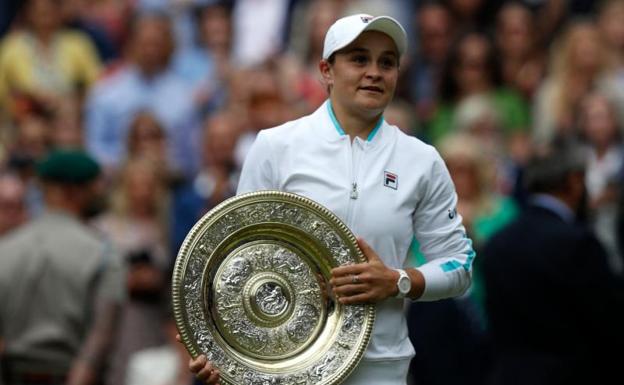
[322,14,408,60]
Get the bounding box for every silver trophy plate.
[172,191,375,385]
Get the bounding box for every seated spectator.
[495,2,546,101]
[125,111,181,185]
[453,94,529,194]
[172,111,241,254]
[429,30,530,146]
[91,157,171,385]
[172,2,233,117]
[85,11,201,178]
[439,133,519,250]
[281,0,345,113]
[6,106,53,217]
[232,62,300,168]
[532,20,624,147]
[0,0,101,120]
[407,1,454,126]
[596,0,624,71]
[578,91,624,274]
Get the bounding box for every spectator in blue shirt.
[84,11,201,179]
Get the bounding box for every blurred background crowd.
[1,0,624,384]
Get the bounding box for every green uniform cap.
[36,149,101,183]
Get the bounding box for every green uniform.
[0,210,123,381]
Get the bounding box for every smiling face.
[320,31,399,119]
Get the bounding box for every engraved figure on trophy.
[274,249,305,276]
[251,247,275,271]
[256,282,288,316]
[243,371,281,385]
[222,257,253,288]
[230,320,268,350]
[286,304,319,343]
[309,352,336,382]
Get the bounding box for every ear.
[319,59,333,87]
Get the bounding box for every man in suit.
[481,146,624,385]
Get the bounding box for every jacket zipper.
[346,139,363,228]
[350,182,358,199]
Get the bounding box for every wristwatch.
[394,269,411,298]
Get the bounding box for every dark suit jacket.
[481,202,624,385]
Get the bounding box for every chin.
[356,97,389,112]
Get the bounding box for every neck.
[137,62,166,79]
[531,192,576,222]
[45,193,82,218]
[459,83,490,99]
[568,69,594,84]
[594,143,611,159]
[32,29,55,45]
[329,99,382,141]
[130,205,155,220]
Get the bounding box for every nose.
[365,63,383,80]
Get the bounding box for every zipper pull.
[350,182,358,200]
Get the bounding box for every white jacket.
[237,100,475,360]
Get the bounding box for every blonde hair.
[549,20,615,119]
[438,133,498,213]
[554,21,612,73]
[109,157,171,246]
[453,94,502,132]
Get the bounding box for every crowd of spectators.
[1,0,624,384]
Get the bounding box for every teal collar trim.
[326,100,383,142]
[367,116,383,141]
[327,101,345,136]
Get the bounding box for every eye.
[351,54,368,65]
[380,57,398,69]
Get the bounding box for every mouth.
[358,86,384,94]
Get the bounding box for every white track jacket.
[237,100,475,360]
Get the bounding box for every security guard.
[0,150,124,385]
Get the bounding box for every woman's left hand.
[329,238,399,304]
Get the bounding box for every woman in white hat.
[188,13,474,385]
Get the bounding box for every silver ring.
[351,274,360,284]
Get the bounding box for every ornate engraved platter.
[172,191,375,385]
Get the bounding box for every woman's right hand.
[189,354,221,385]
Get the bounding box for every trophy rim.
[171,190,376,385]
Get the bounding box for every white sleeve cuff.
[415,262,469,302]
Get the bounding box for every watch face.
[398,276,411,293]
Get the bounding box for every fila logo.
[384,171,398,190]
[361,16,373,23]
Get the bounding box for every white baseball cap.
[322,14,408,60]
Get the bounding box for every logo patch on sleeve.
[384,171,398,190]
